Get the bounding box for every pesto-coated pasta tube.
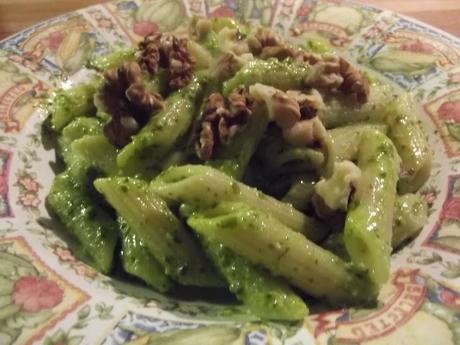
[118,217,173,292]
[222,58,310,96]
[187,202,375,306]
[50,80,100,131]
[392,194,427,248]
[323,83,431,193]
[209,108,269,180]
[47,171,118,274]
[117,80,202,172]
[94,177,223,287]
[194,239,308,320]
[151,165,329,243]
[328,123,387,161]
[344,129,400,286]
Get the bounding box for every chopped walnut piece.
[286,89,325,119]
[138,33,162,75]
[138,32,194,90]
[195,88,253,160]
[260,45,297,60]
[196,121,215,161]
[247,27,298,60]
[247,27,281,55]
[304,54,369,103]
[101,61,164,148]
[211,53,252,82]
[227,86,253,124]
[126,83,164,112]
[338,58,370,104]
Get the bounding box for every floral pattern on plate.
[0,54,48,133]
[80,5,133,50]
[204,0,278,26]
[102,311,316,345]
[0,236,89,345]
[352,16,460,90]
[103,0,190,42]
[311,269,460,345]
[288,0,380,48]
[0,13,111,79]
[423,175,460,255]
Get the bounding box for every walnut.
[101,61,164,148]
[286,89,325,119]
[304,54,369,103]
[196,121,214,161]
[338,58,370,104]
[227,86,253,124]
[195,89,253,160]
[247,27,281,55]
[247,27,298,60]
[125,82,164,112]
[138,33,162,75]
[210,53,253,82]
[138,32,194,90]
[260,45,298,60]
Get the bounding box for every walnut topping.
[210,53,253,82]
[305,54,369,103]
[101,61,164,148]
[247,27,282,55]
[195,88,253,160]
[138,32,194,90]
[248,27,299,60]
[338,58,369,104]
[247,27,369,103]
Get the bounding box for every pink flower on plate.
[210,6,235,18]
[399,39,434,54]
[443,198,460,220]
[41,31,66,51]
[13,276,64,312]
[133,21,158,37]
[19,192,40,208]
[53,246,75,262]
[18,176,40,192]
[438,100,460,123]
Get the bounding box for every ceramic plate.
[1,0,460,344]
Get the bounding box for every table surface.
[0,0,459,40]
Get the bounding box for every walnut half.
[101,61,164,148]
[305,54,369,103]
[138,32,194,90]
[195,88,253,160]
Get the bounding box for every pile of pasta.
[44,17,431,320]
